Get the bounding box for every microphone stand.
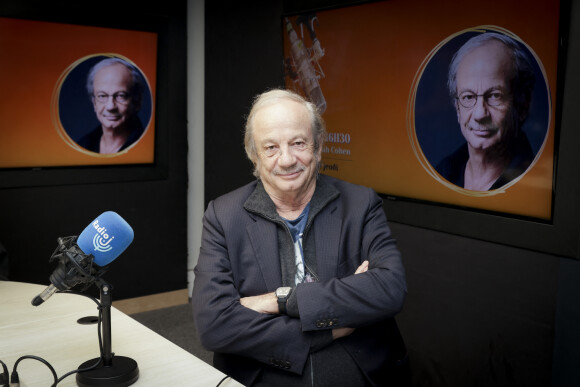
[76,278,139,386]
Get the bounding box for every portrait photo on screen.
[57,55,153,156]
[413,27,551,193]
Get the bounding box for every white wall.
[186,0,204,297]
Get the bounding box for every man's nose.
[278,146,296,167]
[105,97,118,110]
[472,97,489,120]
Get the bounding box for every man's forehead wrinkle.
[254,106,313,144]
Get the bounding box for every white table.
[0,281,242,386]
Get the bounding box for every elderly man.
[192,89,408,386]
[77,57,146,154]
[436,32,536,191]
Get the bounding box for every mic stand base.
[77,280,138,386]
[76,356,139,387]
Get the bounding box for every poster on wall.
[283,0,559,220]
[0,17,157,168]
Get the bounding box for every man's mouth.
[275,168,305,178]
[469,126,498,136]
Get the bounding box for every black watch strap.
[276,287,292,315]
[278,297,287,315]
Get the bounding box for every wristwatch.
[276,287,292,315]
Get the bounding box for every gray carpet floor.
[130,302,214,366]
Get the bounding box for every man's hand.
[240,292,278,314]
[354,260,369,274]
[332,327,355,339]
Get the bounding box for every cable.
[7,292,106,386]
[54,357,102,386]
[59,289,102,307]
[0,360,9,387]
[11,355,58,386]
[216,375,231,387]
[54,306,105,385]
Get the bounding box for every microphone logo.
[92,233,114,252]
[91,219,115,253]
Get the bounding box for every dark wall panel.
[204,0,286,205]
[392,222,559,386]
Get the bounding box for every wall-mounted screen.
[0,17,158,169]
[283,0,560,221]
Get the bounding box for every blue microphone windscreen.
[77,211,134,266]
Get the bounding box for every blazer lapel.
[313,202,342,282]
[246,217,281,291]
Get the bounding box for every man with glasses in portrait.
[436,32,536,191]
[77,57,146,154]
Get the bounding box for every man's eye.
[487,92,503,101]
[461,93,475,101]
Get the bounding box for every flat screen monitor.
[0,16,166,187]
[283,0,560,221]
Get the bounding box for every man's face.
[455,40,517,153]
[92,63,136,132]
[252,99,321,199]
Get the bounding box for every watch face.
[276,287,292,297]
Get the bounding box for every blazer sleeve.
[192,199,331,375]
[295,186,407,331]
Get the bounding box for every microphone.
[31,211,134,306]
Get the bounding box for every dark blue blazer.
[192,175,407,386]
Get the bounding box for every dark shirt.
[76,117,145,153]
[435,132,536,190]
